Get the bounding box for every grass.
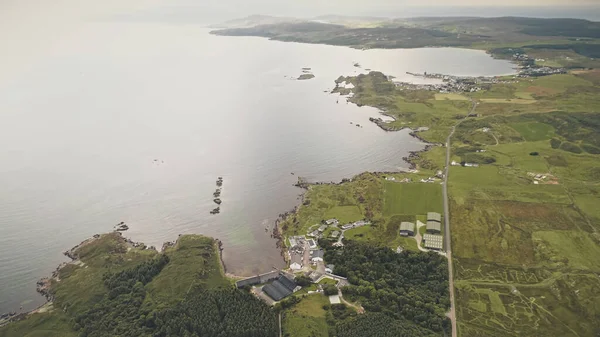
[532,231,600,271]
[318,278,338,285]
[479,98,536,104]
[508,122,555,142]
[281,173,381,236]
[0,309,76,337]
[443,69,600,336]
[323,205,364,224]
[435,93,469,101]
[51,233,157,314]
[144,235,230,307]
[383,182,443,216]
[282,294,330,337]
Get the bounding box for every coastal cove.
[0,22,516,314]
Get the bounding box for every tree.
[295,275,312,287]
[323,284,338,296]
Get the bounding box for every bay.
[0,22,515,313]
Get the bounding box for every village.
[394,55,566,94]
[234,212,446,306]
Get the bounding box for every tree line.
[322,240,450,334]
[71,255,277,337]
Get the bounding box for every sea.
[0,19,516,313]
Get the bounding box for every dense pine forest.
[322,240,450,335]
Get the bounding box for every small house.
[311,249,324,263]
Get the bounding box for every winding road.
[443,98,476,337]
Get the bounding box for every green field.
[144,235,230,306]
[282,294,330,337]
[383,182,443,216]
[435,93,469,101]
[449,71,600,336]
[508,122,555,141]
[323,205,364,224]
[479,98,536,104]
[0,309,76,337]
[532,231,600,271]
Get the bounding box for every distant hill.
[210,15,600,52]
[208,15,299,29]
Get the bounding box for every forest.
[322,240,450,334]
[73,255,278,337]
[336,313,440,337]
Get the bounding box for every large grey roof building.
[427,212,442,223]
[426,221,442,234]
[399,222,415,236]
[235,270,280,288]
[263,275,298,301]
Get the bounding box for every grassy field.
[383,181,443,216]
[323,205,364,224]
[144,235,230,307]
[0,309,76,337]
[448,70,600,336]
[479,98,536,104]
[282,294,330,337]
[435,93,469,101]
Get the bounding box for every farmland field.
[383,182,443,216]
[449,70,600,337]
[282,294,330,337]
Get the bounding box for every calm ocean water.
[0,21,515,313]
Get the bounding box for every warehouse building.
[426,221,442,234]
[427,212,441,223]
[262,274,298,301]
[423,234,443,250]
[399,222,415,236]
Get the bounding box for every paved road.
[443,98,476,337]
[279,312,282,337]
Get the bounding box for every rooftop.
[400,222,415,232]
[423,234,443,250]
[426,221,442,232]
[311,249,324,259]
[427,212,441,222]
[263,275,298,301]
